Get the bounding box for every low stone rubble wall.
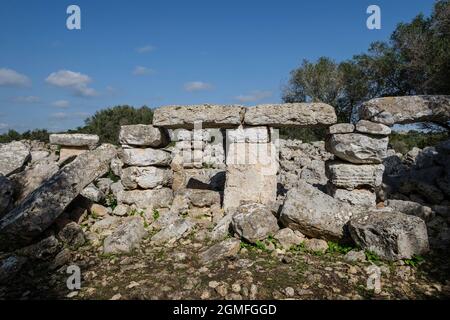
[1,97,449,264]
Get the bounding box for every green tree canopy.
[72,105,154,144]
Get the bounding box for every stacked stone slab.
[325,120,391,207]
[49,133,99,163]
[154,103,337,214]
[117,125,173,210]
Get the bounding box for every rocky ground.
[1,229,449,300]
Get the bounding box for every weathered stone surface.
[81,184,105,202]
[103,217,147,254]
[244,103,337,127]
[16,235,61,260]
[0,255,27,284]
[0,176,14,217]
[348,211,429,260]
[279,181,358,241]
[116,188,173,209]
[172,169,225,192]
[12,159,60,204]
[400,180,445,204]
[119,124,169,147]
[330,188,376,207]
[224,141,278,212]
[113,204,130,216]
[176,189,221,208]
[121,166,172,190]
[231,203,279,243]
[226,126,269,143]
[153,104,245,129]
[89,203,110,217]
[96,178,114,195]
[326,133,388,164]
[223,164,277,212]
[210,214,234,241]
[120,148,171,167]
[355,120,391,136]
[274,228,305,249]
[304,238,328,253]
[344,250,367,262]
[359,95,450,125]
[0,141,30,176]
[199,238,240,264]
[151,218,194,244]
[58,222,86,248]
[59,147,89,163]
[326,161,384,190]
[110,157,123,177]
[328,123,355,134]
[386,199,434,221]
[49,134,99,148]
[0,144,117,249]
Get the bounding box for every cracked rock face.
[119,124,169,148]
[348,211,429,261]
[153,104,245,129]
[0,144,117,249]
[325,161,384,190]
[103,217,147,254]
[244,103,337,127]
[120,148,172,167]
[326,133,388,164]
[49,134,99,148]
[279,181,360,241]
[0,141,30,176]
[358,95,450,126]
[231,203,279,243]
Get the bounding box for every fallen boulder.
[231,203,279,243]
[279,181,358,241]
[0,144,117,249]
[348,211,429,260]
[0,141,30,176]
[151,218,194,244]
[199,238,241,264]
[103,217,147,254]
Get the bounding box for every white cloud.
[183,81,213,92]
[14,96,40,103]
[235,90,272,103]
[49,111,89,120]
[45,70,97,97]
[0,123,9,129]
[0,68,31,87]
[52,100,70,108]
[136,45,155,53]
[132,66,155,76]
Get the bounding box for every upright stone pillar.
[223,126,278,213]
[325,120,391,207]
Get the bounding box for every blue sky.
[0,0,435,133]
